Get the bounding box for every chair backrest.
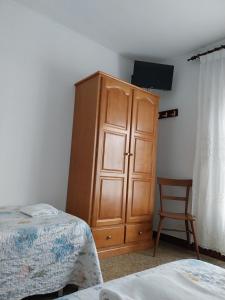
[157,177,192,214]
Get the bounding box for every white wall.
[157,56,199,178]
[153,55,199,238]
[0,0,132,209]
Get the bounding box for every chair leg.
[153,216,164,257]
[190,220,200,260]
[185,220,190,245]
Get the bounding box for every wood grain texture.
[126,89,159,223]
[75,71,159,98]
[66,74,100,223]
[98,240,153,259]
[92,76,132,227]
[125,223,151,243]
[67,72,159,257]
[92,225,125,248]
[154,177,199,259]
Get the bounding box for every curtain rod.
[187,45,225,61]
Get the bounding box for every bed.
[57,259,225,300]
[0,206,103,300]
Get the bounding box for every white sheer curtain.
[192,50,225,254]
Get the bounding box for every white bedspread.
[58,259,225,300]
[0,206,103,300]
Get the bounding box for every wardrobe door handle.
[124,153,133,157]
[138,231,143,235]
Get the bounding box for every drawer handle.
[106,235,112,240]
[138,231,143,235]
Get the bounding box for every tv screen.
[131,61,174,90]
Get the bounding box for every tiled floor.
[101,241,225,281]
[25,241,225,299]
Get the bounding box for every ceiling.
[15,0,225,60]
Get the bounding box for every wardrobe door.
[92,76,132,227]
[126,89,158,223]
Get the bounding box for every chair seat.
[154,177,199,259]
[159,211,195,220]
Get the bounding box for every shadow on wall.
[21,62,75,210]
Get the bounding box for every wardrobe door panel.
[127,89,158,223]
[102,131,126,173]
[130,179,152,217]
[136,98,155,134]
[93,76,132,227]
[97,177,125,225]
[133,138,153,175]
[105,88,130,129]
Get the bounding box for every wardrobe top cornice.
[74,71,160,101]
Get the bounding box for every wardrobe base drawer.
[98,239,154,259]
[92,225,124,248]
[125,223,151,243]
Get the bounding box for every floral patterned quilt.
[58,259,225,300]
[0,206,103,300]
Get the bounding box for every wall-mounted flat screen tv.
[131,60,174,90]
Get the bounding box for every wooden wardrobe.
[66,71,159,258]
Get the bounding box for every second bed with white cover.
[58,259,225,300]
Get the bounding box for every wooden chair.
[153,177,200,259]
